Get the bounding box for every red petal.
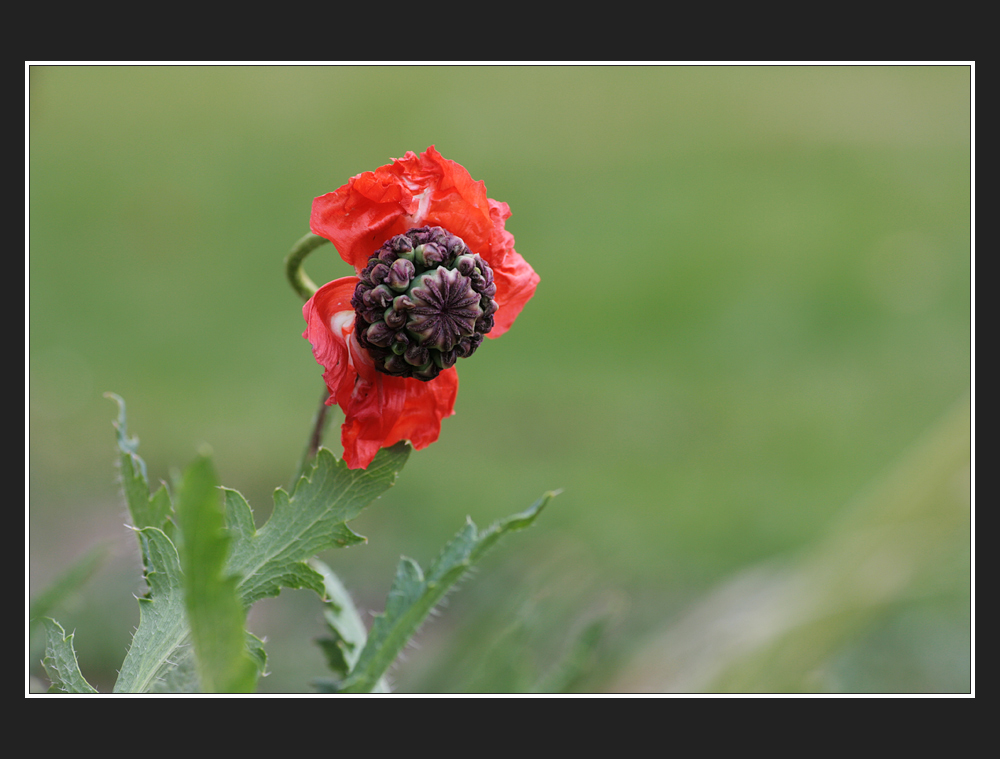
[338,366,457,469]
[311,147,492,271]
[393,146,495,255]
[310,167,417,272]
[338,368,408,469]
[302,277,359,403]
[311,147,538,338]
[489,251,540,337]
[383,368,458,451]
[304,148,538,468]
[303,276,459,470]
[483,199,539,337]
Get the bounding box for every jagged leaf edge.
[39,617,99,694]
[337,491,557,693]
[113,526,191,693]
[226,443,410,607]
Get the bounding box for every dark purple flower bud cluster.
[352,227,499,381]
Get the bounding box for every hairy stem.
[291,390,335,490]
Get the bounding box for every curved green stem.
[285,232,329,301]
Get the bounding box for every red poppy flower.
[303,146,539,469]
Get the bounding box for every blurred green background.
[28,65,971,693]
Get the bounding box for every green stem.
[286,232,335,487]
[290,390,336,491]
[285,232,329,301]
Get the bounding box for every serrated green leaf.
[106,393,173,533]
[225,444,410,607]
[113,527,191,693]
[176,454,259,693]
[337,491,557,693]
[40,617,99,693]
[105,399,196,693]
[104,399,406,692]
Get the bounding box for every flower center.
[350,227,498,381]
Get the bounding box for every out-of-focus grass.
[609,397,970,692]
[28,65,971,693]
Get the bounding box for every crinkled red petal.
[303,276,458,470]
[382,367,458,451]
[302,276,358,404]
[310,147,538,337]
[483,199,539,337]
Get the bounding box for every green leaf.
[176,453,259,693]
[245,632,268,677]
[336,491,557,693]
[103,398,406,692]
[106,393,173,534]
[114,459,265,694]
[113,527,193,692]
[104,395,196,692]
[311,559,391,693]
[40,618,99,693]
[312,560,367,676]
[225,444,410,607]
